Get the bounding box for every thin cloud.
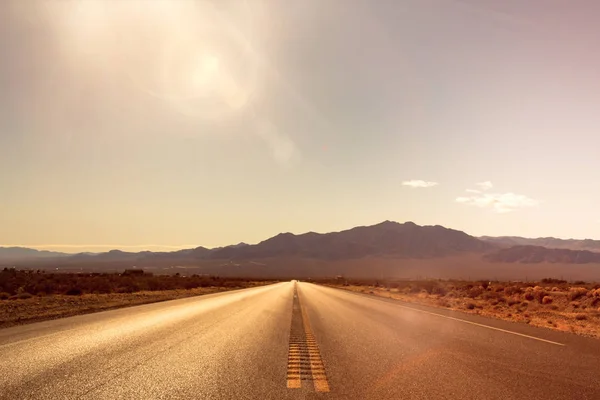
[465,189,481,194]
[402,180,438,188]
[456,192,538,213]
[476,181,493,191]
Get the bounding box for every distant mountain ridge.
[209,221,493,260]
[4,224,600,269]
[484,245,600,264]
[1,221,492,264]
[0,247,69,260]
[480,236,600,252]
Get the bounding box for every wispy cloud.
[456,192,538,213]
[476,181,493,191]
[457,182,538,213]
[402,180,438,188]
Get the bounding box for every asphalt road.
[1,281,599,399]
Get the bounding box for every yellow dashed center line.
[286,284,331,392]
[286,343,302,388]
[300,293,330,393]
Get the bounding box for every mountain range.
[3,222,600,273]
[479,236,600,252]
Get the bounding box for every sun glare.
[47,0,262,120]
[192,54,221,90]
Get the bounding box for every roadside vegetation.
[0,268,276,328]
[318,277,600,338]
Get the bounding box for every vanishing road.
[1,282,599,399]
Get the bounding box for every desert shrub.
[16,292,33,300]
[0,269,262,296]
[542,296,553,305]
[436,299,451,307]
[568,287,589,301]
[541,278,567,284]
[504,286,522,296]
[494,286,505,292]
[482,291,503,301]
[533,287,547,303]
[408,284,421,294]
[89,279,112,294]
[524,292,535,301]
[465,302,476,310]
[571,302,580,309]
[0,292,10,300]
[551,287,560,292]
[415,281,439,295]
[507,298,519,306]
[575,314,587,321]
[467,287,483,299]
[65,287,83,296]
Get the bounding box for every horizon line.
[0,244,205,251]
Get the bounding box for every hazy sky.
[2,0,600,252]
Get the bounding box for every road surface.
[1,281,599,399]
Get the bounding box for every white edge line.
[329,286,566,347]
[393,303,565,346]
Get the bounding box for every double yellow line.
[286,287,330,392]
[301,304,330,392]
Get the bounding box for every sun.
[192,54,221,91]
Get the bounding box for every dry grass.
[325,280,600,339]
[0,283,270,328]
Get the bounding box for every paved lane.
[0,283,299,400]
[1,281,599,399]
[300,283,600,399]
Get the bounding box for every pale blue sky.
[1,0,600,252]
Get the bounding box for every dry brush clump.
[0,268,265,299]
[1,269,276,327]
[568,287,589,301]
